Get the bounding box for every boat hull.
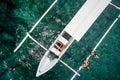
[36,50,59,76]
[36,31,74,77]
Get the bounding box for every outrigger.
[70,14,120,80]
[13,0,113,78]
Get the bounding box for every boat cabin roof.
[64,0,111,41]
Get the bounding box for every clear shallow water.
[0,0,120,80]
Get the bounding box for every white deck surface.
[64,0,111,41]
[50,47,61,56]
[59,36,69,45]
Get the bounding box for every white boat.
[36,0,111,77]
[36,31,74,76]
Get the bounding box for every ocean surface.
[0,0,120,80]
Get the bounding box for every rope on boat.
[13,0,58,52]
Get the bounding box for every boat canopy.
[64,0,112,41]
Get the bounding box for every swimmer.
[82,60,90,69]
[90,51,99,58]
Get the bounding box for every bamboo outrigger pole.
[92,15,120,52]
[110,3,120,10]
[70,14,120,80]
[26,32,47,51]
[14,0,58,52]
[59,60,80,76]
[70,66,82,80]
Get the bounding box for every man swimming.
[90,51,99,58]
[82,60,90,69]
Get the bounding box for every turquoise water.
[0,0,120,80]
